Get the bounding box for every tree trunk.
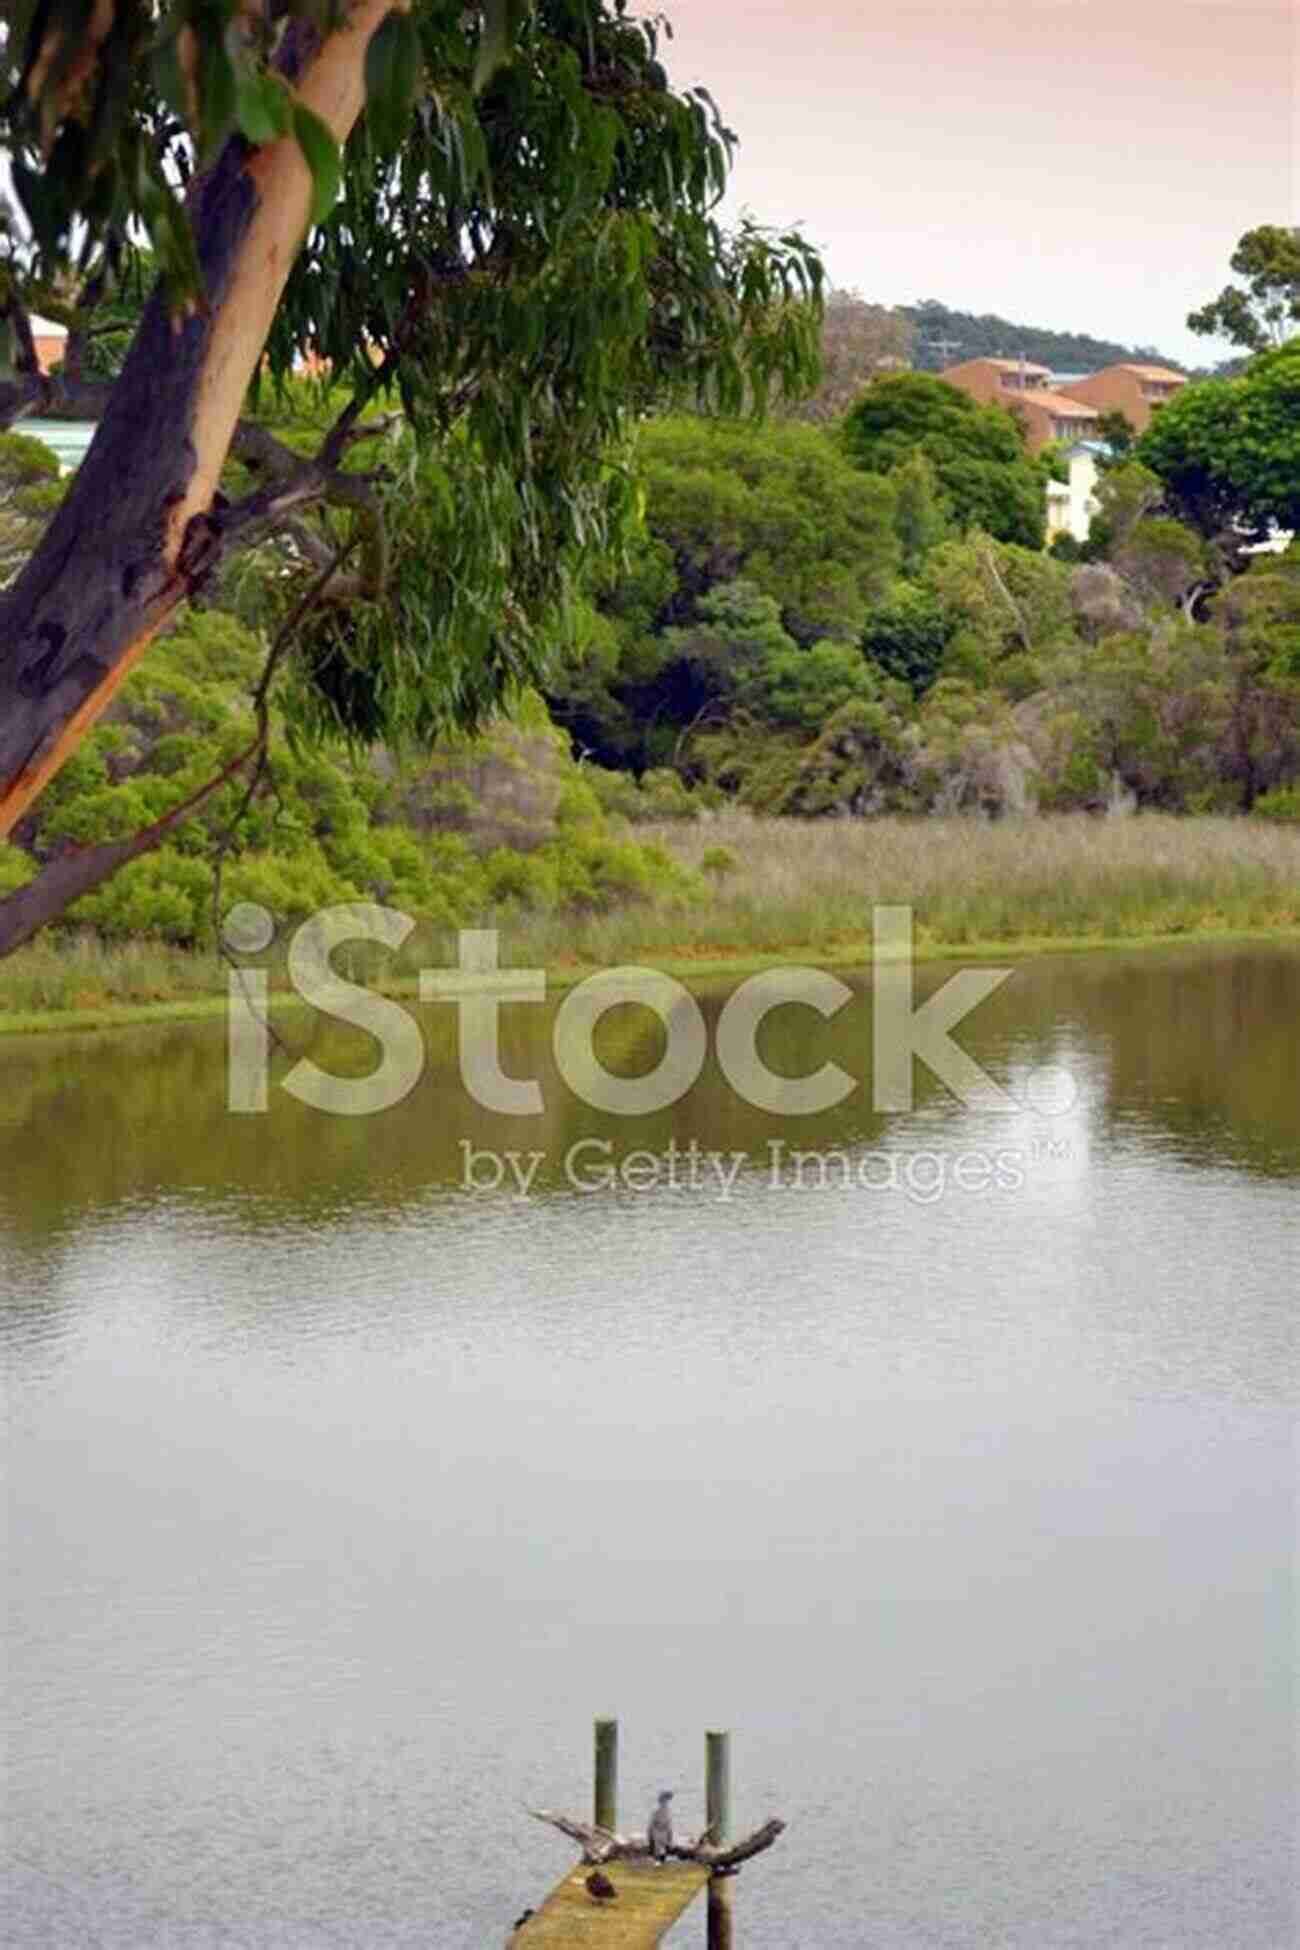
[0,0,397,841]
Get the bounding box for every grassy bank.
[2,814,1297,1036]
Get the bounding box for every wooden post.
[706,1730,733,1950]
[594,1717,619,1834]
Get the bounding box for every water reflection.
[2,945,1297,1948]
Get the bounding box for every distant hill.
[900,300,1188,376]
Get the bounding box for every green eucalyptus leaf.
[236,71,292,148]
[293,102,343,227]
[196,37,237,160]
[364,10,421,152]
[473,0,532,94]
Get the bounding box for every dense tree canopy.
[0,0,824,951]
[1186,225,1300,354]
[3,41,1298,969]
[1134,341,1300,546]
[902,299,1183,376]
[546,413,899,770]
[840,372,1047,549]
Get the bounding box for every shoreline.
[3,920,1298,1040]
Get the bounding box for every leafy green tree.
[1135,341,1300,546]
[633,415,900,638]
[1093,409,1137,463]
[546,416,900,768]
[1083,461,1166,559]
[1187,225,1300,354]
[661,579,797,704]
[759,638,880,732]
[1110,519,1210,615]
[861,584,954,697]
[1034,630,1213,811]
[919,533,1077,686]
[0,1,823,952]
[841,374,1046,548]
[889,449,951,573]
[1207,545,1300,806]
[909,677,1036,816]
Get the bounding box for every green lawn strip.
[3,921,1297,1038]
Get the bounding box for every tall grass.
[0,933,229,1017]
[509,813,1300,964]
[1,815,1297,1025]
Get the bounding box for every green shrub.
[0,842,36,896]
[1252,784,1300,822]
[67,852,214,944]
[481,847,559,911]
[639,768,698,819]
[554,777,606,828]
[584,764,645,822]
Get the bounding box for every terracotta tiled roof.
[1017,390,1101,418]
[944,357,1053,376]
[1102,364,1186,383]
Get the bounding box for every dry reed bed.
[1,815,1297,1021]
[513,813,1300,963]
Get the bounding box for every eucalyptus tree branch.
[218,454,387,602]
[209,528,364,962]
[977,541,1033,653]
[0,372,47,431]
[61,266,112,386]
[229,419,309,479]
[0,290,47,429]
[319,352,400,468]
[0,371,120,429]
[0,735,262,961]
[275,514,343,575]
[0,530,363,962]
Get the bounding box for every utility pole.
[920,334,962,371]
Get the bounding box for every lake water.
[3,943,1297,1948]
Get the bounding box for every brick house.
[1055,362,1187,435]
[939,356,1101,453]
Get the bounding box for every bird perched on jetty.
[507,1908,534,1939]
[648,1789,674,1864]
[585,1870,618,1903]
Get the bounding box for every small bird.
[585,1870,618,1903]
[507,1908,534,1940]
[648,1789,674,1864]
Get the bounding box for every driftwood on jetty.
[528,1809,786,1874]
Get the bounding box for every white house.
[1045,440,1104,546]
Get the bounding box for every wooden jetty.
[513,1859,709,1946]
[512,1719,781,1948]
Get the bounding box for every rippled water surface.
[3,944,1297,1947]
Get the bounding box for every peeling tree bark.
[0,0,400,842]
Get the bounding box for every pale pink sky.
[661,0,1297,364]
